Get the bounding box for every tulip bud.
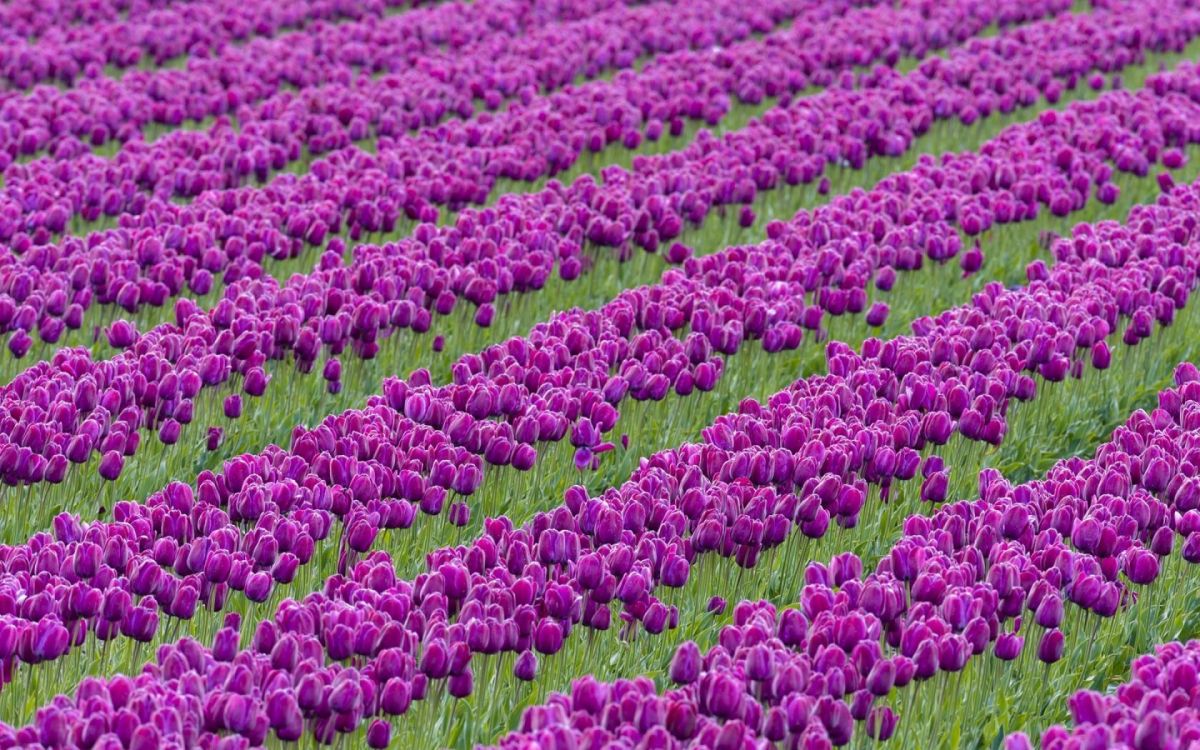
[158,419,181,445]
[98,450,124,481]
[1037,629,1064,664]
[381,678,412,716]
[514,650,538,682]
[1124,548,1160,585]
[420,640,451,678]
[367,719,390,749]
[865,302,889,327]
[533,620,563,656]
[670,641,701,684]
[206,427,224,451]
[866,706,898,741]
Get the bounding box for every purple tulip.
[513,650,538,682]
[670,641,701,685]
[1038,630,1065,664]
[367,719,390,749]
[98,450,124,481]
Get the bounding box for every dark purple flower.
[1038,629,1065,664]
[367,719,390,749]
[670,641,701,685]
[98,451,124,481]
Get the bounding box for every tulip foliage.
[9,0,1200,749]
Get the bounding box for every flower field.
[5,0,1200,747]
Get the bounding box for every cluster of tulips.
[0,0,649,172]
[0,0,422,91]
[479,600,932,749]
[4,94,1200,742]
[0,1,1181,358]
[2,36,1199,529]
[0,0,1054,253]
[0,0,841,271]
[7,169,1200,747]
[1008,639,1200,749]
[0,0,168,39]
[489,356,1200,749]
[0,0,873,219]
[0,610,419,749]
[0,0,903,352]
[0,0,1178,375]
[10,0,1200,747]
